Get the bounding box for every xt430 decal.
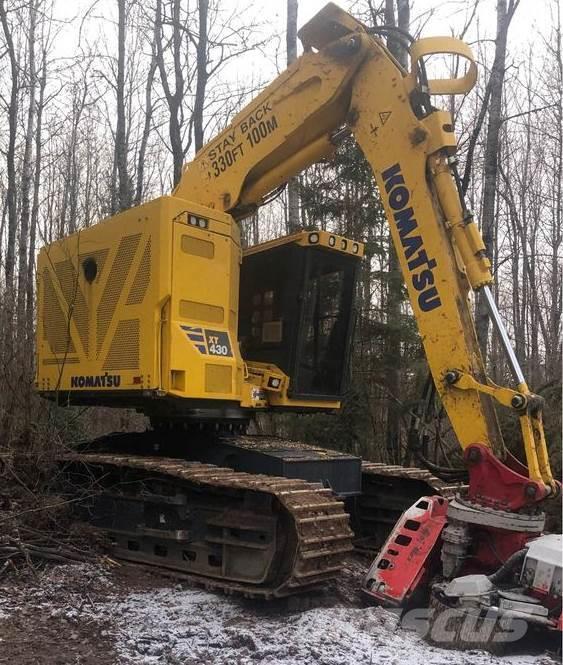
[180,325,233,357]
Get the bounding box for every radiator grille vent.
[42,268,76,355]
[126,237,151,305]
[97,233,141,356]
[43,357,79,365]
[54,259,89,354]
[103,319,140,370]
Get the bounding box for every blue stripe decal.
[187,334,205,342]
[195,344,206,354]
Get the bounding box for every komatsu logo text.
[382,163,442,312]
[71,374,121,388]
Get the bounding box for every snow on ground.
[111,586,555,665]
[0,563,559,665]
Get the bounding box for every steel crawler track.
[358,462,462,547]
[62,453,354,598]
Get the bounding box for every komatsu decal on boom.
[36,1,560,637]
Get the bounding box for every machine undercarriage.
[61,429,458,597]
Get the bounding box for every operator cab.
[239,231,363,401]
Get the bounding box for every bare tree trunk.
[60,82,88,234]
[547,2,563,379]
[0,195,7,273]
[475,0,519,359]
[498,160,549,381]
[0,0,20,441]
[26,46,47,341]
[0,0,19,303]
[0,1,30,443]
[17,0,38,340]
[114,0,132,212]
[155,0,186,187]
[286,0,300,233]
[134,41,157,206]
[193,0,209,152]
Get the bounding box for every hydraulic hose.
[487,548,527,585]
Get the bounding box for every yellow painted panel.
[36,197,169,393]
[205,364,232,393]
[103,319,140,370]
[179,300,224,324]
[181,235,214,259]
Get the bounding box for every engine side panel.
[36,196,244,409]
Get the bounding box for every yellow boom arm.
[175,3,555,492]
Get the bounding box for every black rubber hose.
[487,548,527,585]
[367,25,415,45]
[412,449,468,481]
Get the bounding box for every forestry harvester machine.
[36,2,561,643]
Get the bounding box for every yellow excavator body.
[37,2,553,488]
[37,196,242,403]
[37,193,363,417]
